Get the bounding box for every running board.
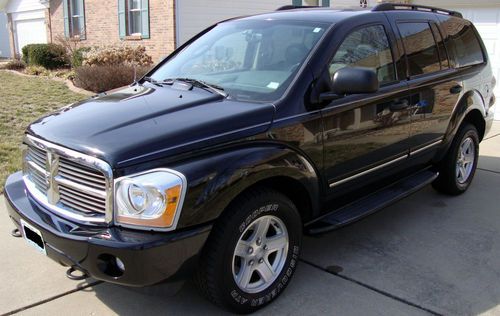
[306,169,439,235]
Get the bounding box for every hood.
[28,83,275,168]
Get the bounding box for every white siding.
[0,12,11,57]
[176,0,291,46]
[5,0,46,14]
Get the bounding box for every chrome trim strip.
[23,135,113,223]
[114,168,187,232]
[26,160,47,176]
[410,140,443,156]
[54,176,107,199]
[329,155,408,188]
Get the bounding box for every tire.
[196,188,302,314]
[432,123,479,195]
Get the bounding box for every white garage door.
[452,8,500,120]
[176,0,290,46]
[14,18,47,55]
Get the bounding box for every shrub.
[25,65,50,76]
[21,43,68,69]
[74,65,150,93]
[3,59,26,70]
[71,47,91,67]
[83,45,153,67]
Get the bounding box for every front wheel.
[196,188,302,314]
[432,123,479,195]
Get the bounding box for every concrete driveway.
[1,122,499,316]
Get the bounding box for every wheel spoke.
[253,217,270,242]
[256,260,275,283]
[234,240,252,258]
[238,264,254,288]
[266,234,287,252]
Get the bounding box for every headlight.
[114,169,186,230]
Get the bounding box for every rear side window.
[397,22,441,77]
[329,25,396,85]
[447,20,484,67]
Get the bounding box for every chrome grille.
[22,135,113,223]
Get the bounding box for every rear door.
[388,14,463,161]
[321,20,412,193]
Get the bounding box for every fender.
[166,144,322,229]
[435,89,486,161]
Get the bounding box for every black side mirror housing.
[332,67,379,94]
[307,67,379,109]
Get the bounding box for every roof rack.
[276,5,319,11]
[372,3,463,18]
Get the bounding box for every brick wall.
[49,0,176,62]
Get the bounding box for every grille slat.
[60,191,106,212]
[57,171,106,190]
[59,197,104,214]
[58,162,106,180]
[23,139,110,222]
[27,150,46,168]
[59,184,106,205]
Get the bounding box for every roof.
[239,7,369,24]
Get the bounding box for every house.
[0,0,498,117]
[0,12,11,57]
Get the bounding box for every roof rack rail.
[372,3,463,18]
[276,5,319,11]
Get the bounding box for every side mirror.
[320,67,379,102]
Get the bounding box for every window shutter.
[322,0,330,6]
[78,0,86,40]
[63,0,70,37]
[118,0,126,39]
[140,0,150,39]
[292,0,301,5]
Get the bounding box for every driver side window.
[329,25,396,85]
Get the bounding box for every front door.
[321,24,411,193]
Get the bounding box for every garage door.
[176,0,290,46]
[452,8,500,120]
[14,18,47,55]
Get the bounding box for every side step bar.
[306,169,439,235]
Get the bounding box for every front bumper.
[4,172,211,287]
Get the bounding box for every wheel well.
[233,176,314,223]
[462,109,486,141]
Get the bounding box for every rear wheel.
[432,123,479,195]
[196,188,302,313]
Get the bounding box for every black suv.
[4,4,495,313]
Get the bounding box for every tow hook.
[11,228,22,238]
[66,266,88,281]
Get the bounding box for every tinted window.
[446,19,484,67]
[398,22,441,76]
[430,23,449,69]
[329,25,396,85]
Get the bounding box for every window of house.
[63,0,85,39]
[328,25,396,85]
[119,0,150,39]
[397,22,441,77]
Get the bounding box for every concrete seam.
[300,258,443,316]
[0,280,103,316]
[477,168,500,175]
[484,132,500,141]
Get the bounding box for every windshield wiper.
[143,77,174,86]
[169,78,228,98]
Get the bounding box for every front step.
[306,169,439,235]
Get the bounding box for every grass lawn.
[0,71,86,193]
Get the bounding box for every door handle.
[450,85,463,94]
[389,100,409,111]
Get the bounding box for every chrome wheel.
[232,215,289,293]
[456,137,475,184]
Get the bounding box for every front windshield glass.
[150,19,329,102]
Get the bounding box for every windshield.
[150,19,329,102]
